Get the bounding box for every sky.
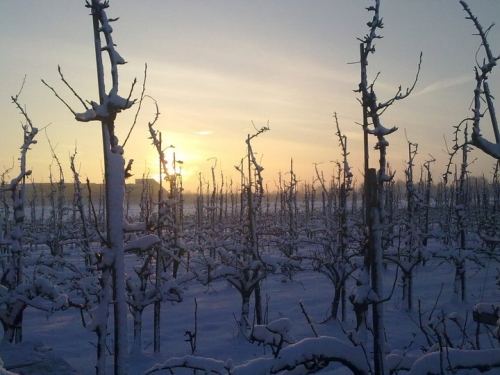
[1,1,500,193]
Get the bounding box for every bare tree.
[459,1,500,159]
[43,1,136,373]
[357,1,422,373]
[0,86,38,343]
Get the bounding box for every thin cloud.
[414,74,472,97]
[195,131,213,136]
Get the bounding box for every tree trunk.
[331,285,342,320]
[341,282,346,322]
[154,244,161,353]
[107,149,128,375]
[240,291,251,333]
[254,282,263,325]
[1,301,26,344]
[90,1,129,371]
[369,168,386,375]
[408,271,413,311]
[95,268,111,375]
[131,308,144,354]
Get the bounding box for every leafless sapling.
[43,1,137,372]
[0,87,38,343]
[357,1,422,372]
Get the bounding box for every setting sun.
[139,147,203,192]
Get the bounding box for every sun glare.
[141,147,196,189]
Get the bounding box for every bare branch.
[460,1,500,158]
[41,78,78,117]
[123,63,148,147]
[58,65,89,110]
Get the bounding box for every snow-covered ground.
[13,247,499,375]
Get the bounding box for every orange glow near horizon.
[138,148,206,192]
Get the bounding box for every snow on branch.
[145,336,369,375]
[460,1,500,159]
[145,355,228,374]
[358,0,422,190]
[43,0,136,132]
[124,234,160,253]
[334,112,353,190]
[408,348,500,375]
[357,0,383,55]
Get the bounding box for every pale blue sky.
[1,1,499,192]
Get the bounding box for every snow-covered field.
[15,244,499,375]
[1,0,499,373]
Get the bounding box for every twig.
[430,282,444,318]
[299,300,318,337]
[184,298,198,355]
[57,65,89,110]
[123,64,148,147]
[86,178,108,247]
[41,78,78,117]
